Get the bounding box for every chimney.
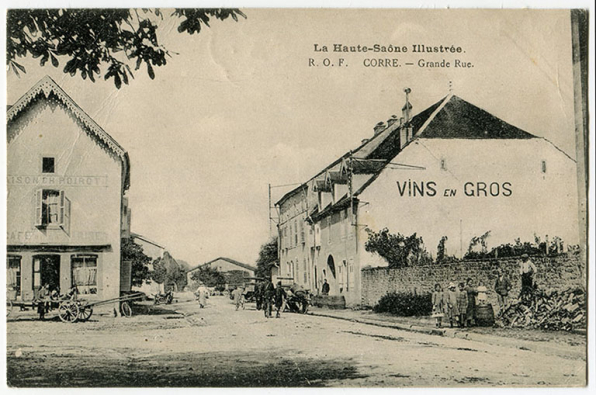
[387,115,399,127]
[402,88,412,123]
[373,121,385,135]
[400,126,408,149]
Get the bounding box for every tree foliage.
[364,228,432,268]
[190,266,226,288]
[121,236,152,286]
[151,251,187,291]
[255,237,278,279]
[7,8,246,88]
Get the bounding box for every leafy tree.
[7,8,246,88]
[255,237,278,279]
[364,228,431,268]
[151,258,167,284]
[151,251,187,291]
[225,270,249,287]
[121,236,152,286]
[190,266,226,288]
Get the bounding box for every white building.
[6,76,131,305]
[276,93,579,307]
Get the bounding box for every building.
[275,92,579,307]
[6,76,132,305]
[187,257,257,288]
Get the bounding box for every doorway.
[32,255,61,293]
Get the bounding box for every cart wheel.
[78,305,93,322]
[121,302,132,317]
[59,302,79,323]
[7,301,13,317]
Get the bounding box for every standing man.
[321,279,330,296]
[262,279,275,318]
[274,281,287,318]
[254,281,263,311]
[196,283,208,308]
[494,268,512,311]
[36,284,50,320]
[519,254,537,292]
[232,286,244,311]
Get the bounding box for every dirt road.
[6,293,586,387]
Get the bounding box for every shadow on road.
[8,350,367,387]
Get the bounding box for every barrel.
[475,304,495,327]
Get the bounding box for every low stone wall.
[361,253,584,309]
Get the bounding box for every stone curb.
[308,311,585,361]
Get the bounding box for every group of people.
[432,278,478,328]
[432,254,538,328]
[34,283,78,320]
[255,279,288,318]
[194,279,291,318]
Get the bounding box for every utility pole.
[268,183,272,237]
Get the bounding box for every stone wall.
[361,253,585,309]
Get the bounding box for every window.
[541,160,547,173]
[7,255,22,296]
[35,189,70,232]
[42,157,55,173]
[71,255,98,295]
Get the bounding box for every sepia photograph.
[3,2,593,389]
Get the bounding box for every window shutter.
[58,190,65,226]
[63,197,71,235]
[34,190,43,227]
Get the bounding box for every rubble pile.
[497,288,586,331]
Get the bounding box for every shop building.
[6,76,131,304]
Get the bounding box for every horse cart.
[6,292,146,323]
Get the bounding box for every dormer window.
[42,157,55,173]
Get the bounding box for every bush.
[373,291,432,317]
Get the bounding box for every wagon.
[6,292,146,323]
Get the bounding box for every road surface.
[6,293,586,387]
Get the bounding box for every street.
[7,293,586,387]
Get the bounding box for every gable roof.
[418,95,535,139]
[7,76,131,191]
[283,93,545,218]
[188,257,257,273]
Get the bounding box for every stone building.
[275,92,579,307]
[6,76,132,305]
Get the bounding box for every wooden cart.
[7,292,145,323]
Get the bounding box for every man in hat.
[494,268,512,310]
[274,281,287,318]
[519,254,537,295]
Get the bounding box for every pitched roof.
[418,95,536,139]
[7,76,131,191]
[281,93,545,219]
[188,257,257,273]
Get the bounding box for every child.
[445,282,459,328]
[431,283,445,328]
[457,282,468,328]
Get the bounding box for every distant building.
[275,92,579,307]
[187,257,257,288]
[6,76,132,303]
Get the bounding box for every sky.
[5,8,580,268]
